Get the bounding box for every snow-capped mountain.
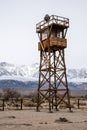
[0,62,87,90]
[0,62,39,81]
[67,68,87,83]
[0,62,87,83]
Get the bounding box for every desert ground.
[0,108,87,130]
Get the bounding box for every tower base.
[37,49,71,112]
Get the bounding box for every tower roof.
[36,15,69,33]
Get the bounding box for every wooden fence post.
[2,99,4,111]
[77,99,80,109]
[20,99,23,110]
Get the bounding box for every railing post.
[77,98,80,109]
[20,99,23,110]
[2,99,4,111]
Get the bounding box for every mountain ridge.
[0,62,87,90]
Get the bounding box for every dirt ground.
[0,108,87,130]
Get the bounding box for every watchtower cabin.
[36,15,71,112]
[36,15,69,51]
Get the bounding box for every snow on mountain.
[67,68,87,83]
[0,62,87,84]
[0,62,38,81]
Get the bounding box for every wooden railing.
[0,98,36,111]
[0,97,87,111]
[36,15,69,33]
[38,37,67,51]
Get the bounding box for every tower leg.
[62,50,71,110]
[55,49,71,109]
[37,49,71,111]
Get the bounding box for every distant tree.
[24,91,37,103]
[3,88,21,100]
[0,92,2,98]
[85,95,87,99]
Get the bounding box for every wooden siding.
[38,37,67,51]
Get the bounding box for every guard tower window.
[57,31,62,38]
[51,28,63,38]
[42,30,48,40]
[51,29,57,37]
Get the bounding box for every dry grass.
[23,99,36,107]
[0,88,87,110]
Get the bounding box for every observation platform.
[36,15,69,33]
[38,37,67,51]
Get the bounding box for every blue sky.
[0,0,87,68]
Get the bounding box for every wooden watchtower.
[36,15,71,112]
